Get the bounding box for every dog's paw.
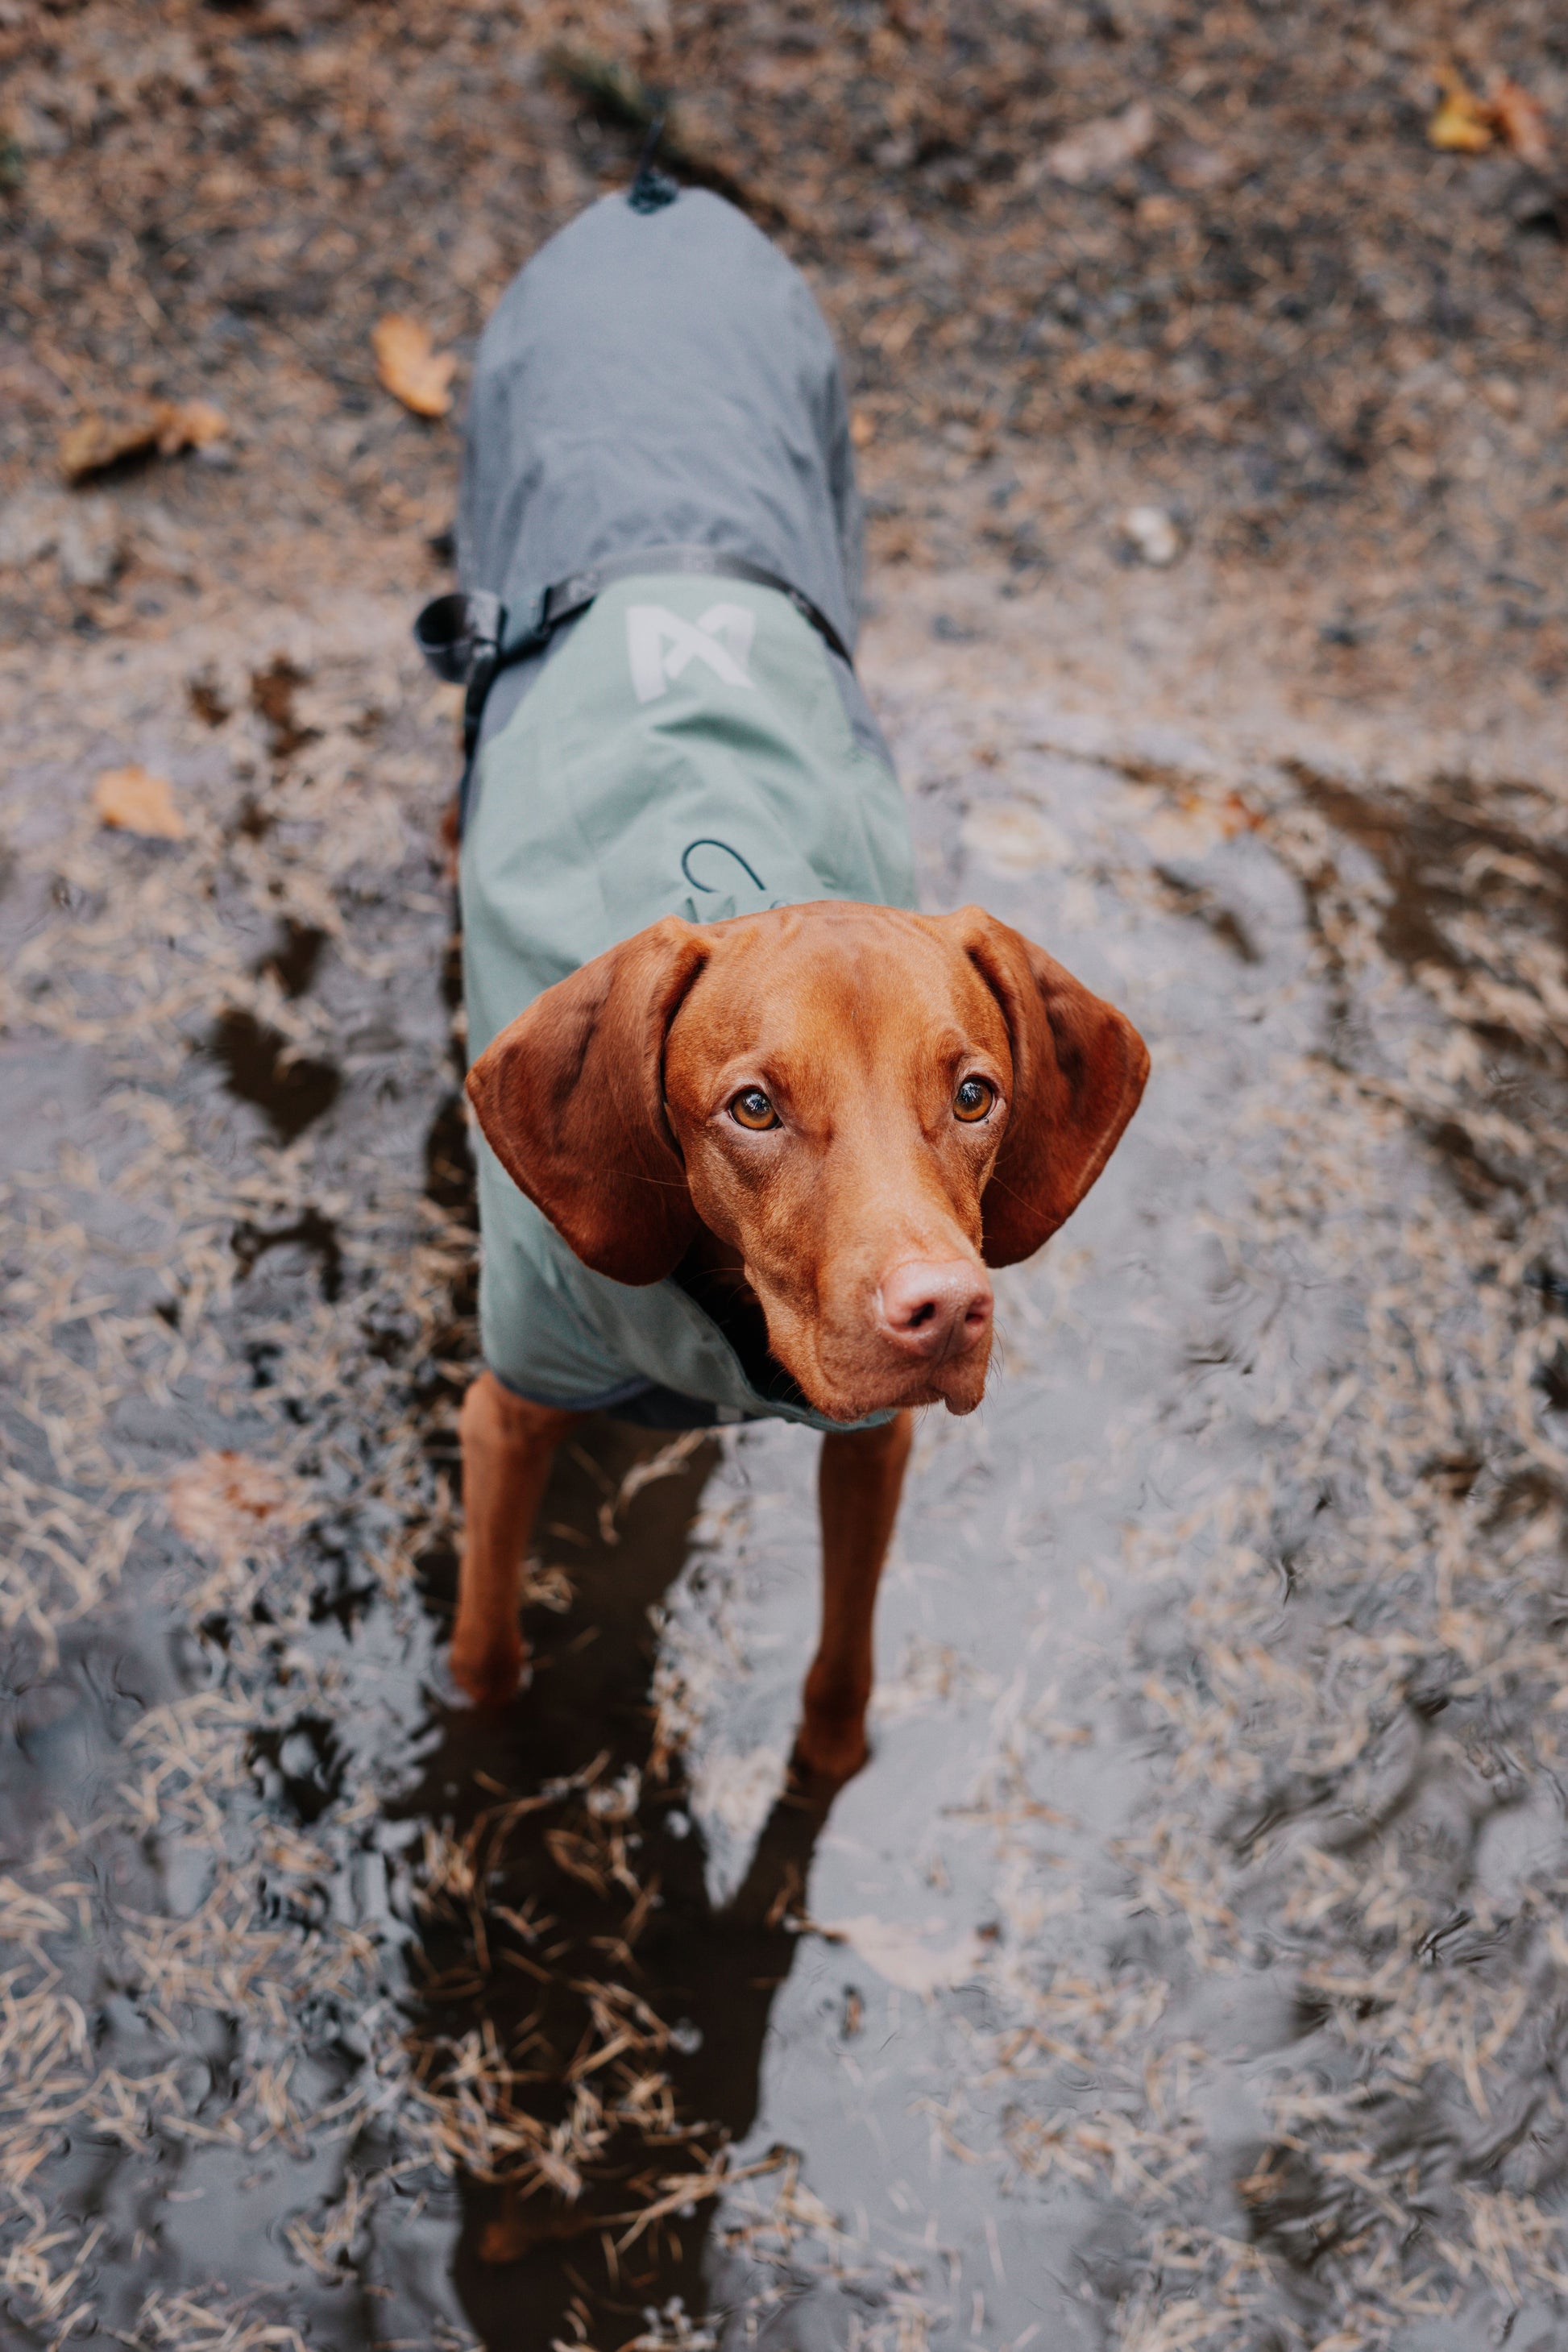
[446,1635,527,1711]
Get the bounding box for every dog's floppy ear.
[467,917,709,1285]
[949,906,1150,1268]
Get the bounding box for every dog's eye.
[953,1076,995,1122]
[729,1087,779,1131]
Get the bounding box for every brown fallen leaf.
[372,315,455,419]
[92,763,186,840]
[60,406,163,480]
[161,397,229,453]
[1490,78,1553,169]
[59,398,230,483]
[1043,98,1156,187]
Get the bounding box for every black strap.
[530,546,855,670]
[414,545,855,773]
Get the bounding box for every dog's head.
[467,902,1148,1423]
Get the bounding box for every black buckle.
[413,589,512,762]
[413,588,504,686]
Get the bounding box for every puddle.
[5,609,1568,2350]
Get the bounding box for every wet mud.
[207,1010,344,1146]
[5,602,1568,2351]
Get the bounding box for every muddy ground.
[5,6,1568,2351]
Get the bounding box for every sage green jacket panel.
[460,573,918,1431]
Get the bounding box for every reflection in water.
[401,1420,829,2347]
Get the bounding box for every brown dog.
[453,899,1147,1779]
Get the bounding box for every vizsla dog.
[434,184,1148,1784]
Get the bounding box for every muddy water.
[4,604,1568,2351]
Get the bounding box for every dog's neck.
[672,1220,821,1409]
[676,1222,755,1305]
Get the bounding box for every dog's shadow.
[397,1419,830,2347]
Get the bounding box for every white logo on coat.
[626,602,757,704]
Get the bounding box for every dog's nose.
[877,1259,993,1362]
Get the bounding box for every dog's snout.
[877,1259,993,1363]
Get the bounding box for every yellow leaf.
[372,315,456,419]
[93,763,186,840]
[1429,73,1494,154]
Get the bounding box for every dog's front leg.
[797,1409,914,1782]
[453,1371,584,1707]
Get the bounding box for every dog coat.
[458,190,917,1430]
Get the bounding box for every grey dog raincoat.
[458,188,917,1429]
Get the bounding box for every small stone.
[56,499,125,591]
[1122,504,1182,566]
